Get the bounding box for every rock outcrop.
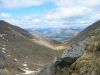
[38,20,100,75]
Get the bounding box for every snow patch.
[22,69,36,75]
[0,34,6,37]
[14,59,18,61]
[23,62,27,67]
[0,34,6,39]
[2,48,6,50]
[2,50,6,53]
[16,74,20,75]
[25,67,29,70]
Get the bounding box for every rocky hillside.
[38,20,100,75]
[0,50,23,75]
[0,20,59,74]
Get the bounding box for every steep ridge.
[66,20,100,45]
[0,20,58,72]
[38,20,100,75]
[0,20,33,39]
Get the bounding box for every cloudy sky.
[0,0,100,28]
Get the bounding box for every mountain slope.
[0,20,33,39]
[0,50,23,75]
[64,20,100,45]
[38,20,100,75]
[0,20,58,72]
[55,21,100,75]
[31,34,65,50]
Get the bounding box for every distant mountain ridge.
[26,27,81,42]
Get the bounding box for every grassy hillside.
[0,20,58,71]
[55,23,100,75]
[37,20,100,75]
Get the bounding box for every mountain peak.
[0,20,5,22]
[0,20,9,24]
[0,20,34,38]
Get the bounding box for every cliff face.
[38,20,100,75]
